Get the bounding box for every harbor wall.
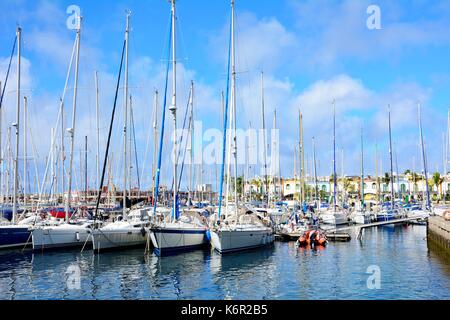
[427,216,450,252]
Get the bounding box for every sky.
[1,0,450,193]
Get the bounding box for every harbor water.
[0,225,449,300]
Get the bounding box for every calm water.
[0,225,449,300]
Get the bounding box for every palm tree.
[432,172,444,200]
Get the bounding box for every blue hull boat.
[0,225,31,249]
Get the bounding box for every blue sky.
[1,0,450,192]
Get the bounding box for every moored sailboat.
[209,0,274,254]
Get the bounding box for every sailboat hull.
[31,226,91,251]
[150,227,207,256]
[92,227,147,253]
[210,228,274,254]
[321,213,348,225]
[0,226,31,249]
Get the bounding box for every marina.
[0,0,450,301]
[0,225,449,300]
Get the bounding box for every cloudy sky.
[1,0,450,193]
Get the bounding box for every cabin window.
[322,185,327,192]
[372,183,376,189]
[401,184,406,193]
[286,184,291,190]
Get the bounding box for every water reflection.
[0,226,448,299]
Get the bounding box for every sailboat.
[376,105,401,222]
[352,127,372,224]
[31,18,99,251]
[90,12,151,253]
[0,27,35,249]
[209,0,275,254]
[149,1,209,256]
[320,101,348,225]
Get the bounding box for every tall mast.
[231,0,238,211]
[123,11,130,216]
[95,71,100,197]
[418,102,431,209]
[375,143,379,203]
[360,126,364,209]
[152,90,158,202]
[12,27,21,224]
[388,105,395,210]
[332,100,337,213]
[261,71,268,205]
[23,96,27,207]
[188,81,194,203]
[299,110,305,204]
[313,137,319,210]
[169,0,178,221]
[60,99,65,200]
[65,16,81,221]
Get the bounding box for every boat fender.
[140,227,147,237]
[76,232,80,241]
[205,230,211,241]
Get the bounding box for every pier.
[427,216,450,251]
[322,215,428,240]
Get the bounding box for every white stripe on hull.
[210,228,274,253]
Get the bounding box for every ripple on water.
[0,225,449,300]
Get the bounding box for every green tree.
[432,172,444,199]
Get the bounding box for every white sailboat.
[320,101,348,226]
[149,1,208,256]
[210,0,274,254]
[31,15,91,251]
[89,12,151,253]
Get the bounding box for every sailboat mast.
[65,17,81,221]
[360,127,364,208]
[23,96,27,207]
[418,102,431,209]
[300,110,305,204]
[188,81,194,203]
[169,0,178,221]
[332,100,337,213]
[95,71,100,197]
[388,105,395,210]
[12,26,21,224]
[152,90,158,202]
[231,0,238,211]
[261,71,268,206]
[123,12,130,216]
[313,137,319,210]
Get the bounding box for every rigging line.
[177,104,193,192]
[130,99,140,191]
[170,88,192,192]
[217,10,233,221]
[0,35,17,109]
[153,11,173,215]
[38,35,77,204]
[94,39,126,221]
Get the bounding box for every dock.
[427,216,450,251]
[324,215,428,240]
